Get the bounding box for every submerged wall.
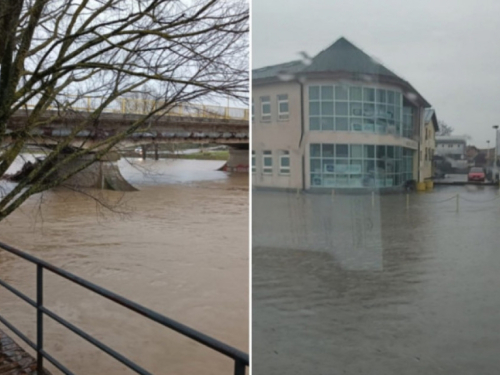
[58,153,137,191]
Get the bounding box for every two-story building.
[435,136,468,171]
[421,109,439,180]
[435,136,467,156]
[252,37,438,191]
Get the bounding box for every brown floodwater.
[0,157,249,375]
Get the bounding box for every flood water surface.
[0,158,248,375]
[253,186,500,375]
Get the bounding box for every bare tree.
[0,0,248,222]
[437,120,473,140]
[437,120,453,136]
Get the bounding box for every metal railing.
[0,241,249,375]
[21,95,249,121]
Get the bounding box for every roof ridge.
[312,37,367,58]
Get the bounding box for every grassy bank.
[168,151,229,160]
[120,150,229,160]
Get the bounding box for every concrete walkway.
[0,329,50,375]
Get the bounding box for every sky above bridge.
[252,0,500,148]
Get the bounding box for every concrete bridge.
[7,97,249,146]
[5,97,249,189]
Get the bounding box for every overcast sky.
[252,0,500,148]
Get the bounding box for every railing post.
[87,96,91,112]
[36,264,44,372]
[234,359,246,375]
[225,106,229,119]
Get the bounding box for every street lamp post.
[487,140,491,164]
[493,126,499,183]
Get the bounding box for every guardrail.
[21,95,249,121]
[0,241,249,375]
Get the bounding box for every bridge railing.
[21,95,249,121]
[0,241,249,375]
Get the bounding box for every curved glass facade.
[308,84,413,136]
[310,143,414,188]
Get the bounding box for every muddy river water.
[0,158,248,375]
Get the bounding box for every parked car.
[468,167,486,182]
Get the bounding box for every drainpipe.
[417,107,421,183]
[298,78,306,191]
[418,107,425,182]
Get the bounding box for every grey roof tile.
[252,37,400,79]
[302,37,398,77]
[252,37,431,108]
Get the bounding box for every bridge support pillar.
[154,144,159,160]
[60,152,137,191]
[218,147,248,173]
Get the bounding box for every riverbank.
[11,144,231,161]
[0,329,52,375]
[119,150,229,160]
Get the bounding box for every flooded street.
[0,158,248,374]
[253,185,500,375]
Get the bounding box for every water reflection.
[253,187,500,375]
[253,192,387,271]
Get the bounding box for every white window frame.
[277,94,289,121]
[252,150,256,173]
[279,151,290,175]
[261,96,271,122]
[262,150,273,174]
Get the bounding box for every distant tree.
[437,120,454,136]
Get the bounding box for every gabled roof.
[252,37,432,108]
[302,37,399,78]
[424,108,439,132]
